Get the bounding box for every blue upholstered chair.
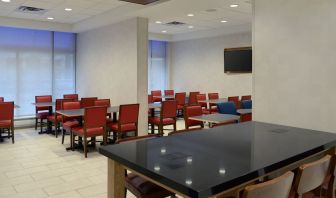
[241,100,252,109]
[217,102,238,115]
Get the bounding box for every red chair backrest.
[84,106,107,129]
[151,90,162,102]
[184,105,203,128]
[55,99,73,111]
[241,95,252,101]
[94,99,110,107]
[175,92,186,105]
[228,96,240,108]
[0,97,4,102]
[35,95,52,111]
[119,104,140,125]
[164,90,174,96]
[161,100,177,119]
[64,94,78,101]
[0,102,14,121]
[81,97,98,108]
[148,95,154,104]
[196,94,207,108]
[208,93,219,100]
[62,101,81,110]
[188,92,200,105]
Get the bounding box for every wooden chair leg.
[40,118,43,133]
[55,122,58,138]
[62,129,65,144]
[35,118,38,130]
[84,137,87,158]
[11,125,14,144]
[173,123,176,132]
[71,131,75,151]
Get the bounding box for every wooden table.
[99,122,336,198]
[189,113,240,127]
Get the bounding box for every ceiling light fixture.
[221,20,227,23]
[161,30,167,33]
[230,4,239,8]
[188,25,194,29]
[65,8,72,11]
[187,13,194,17]
[47,17,54,20]
[155,21,162,24]
[1,0,11,2]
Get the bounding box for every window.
[0,27,76,117]
[148,40,167,92]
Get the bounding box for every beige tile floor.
[0,120,187,198]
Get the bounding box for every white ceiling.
[0,0,252,38]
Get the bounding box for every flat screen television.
[224,47,252,73]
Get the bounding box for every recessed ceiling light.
[187,13,194,17]
[65,8,72,11]
[155,21,162,24]
[230,4,239,8]
[221,20,228,23]
[1,0,11,2]
[47,17,54,20]
[161,30,167,33]
[188,25,194,29]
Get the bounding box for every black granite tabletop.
[99,121,336,197]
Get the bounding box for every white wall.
[76,18,148,134]
[253,0,336,132]
[170,32,252,97]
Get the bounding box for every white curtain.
[148,40,167,93]
[0,27,76,117]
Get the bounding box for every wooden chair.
[47,98,73,138]
[208,93,219,113]
[188,91,200,105]
[0,102,14,144]
[107,104,140,141]
[117,135,175,198]
[292,155,332,198]
[35,95,52,133]
[242,171,294,198]
[63,94,78,101]
[94,99,112,119]
[175,92,186,116]
[149,100,177,135]
[80,97,98,108]
[184,105,204,129]
[61,101,81,145]
[151,90,162,103]
[196,94,210,114]
[72,106,107,158]
[228,96,240,109]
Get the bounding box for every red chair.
[208,93,219,113]
[148,95,154,104]
[164,90,174,96]
[241,114,252,122]
[47,99,73,138]
[63,94,78,101]
[35,95,52,133]
[184,105,204,129]
[196,94,210,114]
[94,99,111,118]
[175,92,186,116]
[72,106,107,158]
[81,97,98,108]
[241,95,252,101]
[61,101,81,145]
[0,97,4,102]
[151,90,162,103]
[149,100,177,135]
[188,91,200,105]
[228,96,240,109]
[107,104,139,141]
[0,102,14,144]
[116,135,175,198]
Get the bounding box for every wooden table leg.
[108,159,125,198]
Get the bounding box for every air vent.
[165,21,186,26]
[16,6,47,15]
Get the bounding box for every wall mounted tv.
[224,47,252,73]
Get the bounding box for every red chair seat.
[149,117,175,125]
[0,120,11,128]
[47,115,62,122]
[63,120,80,130]
[126,173,174,198]
[108,122,137,132]
[72,127,104,137]
[36,112,50,119]
[187,119,203,127]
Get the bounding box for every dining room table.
[99,121,336,198]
